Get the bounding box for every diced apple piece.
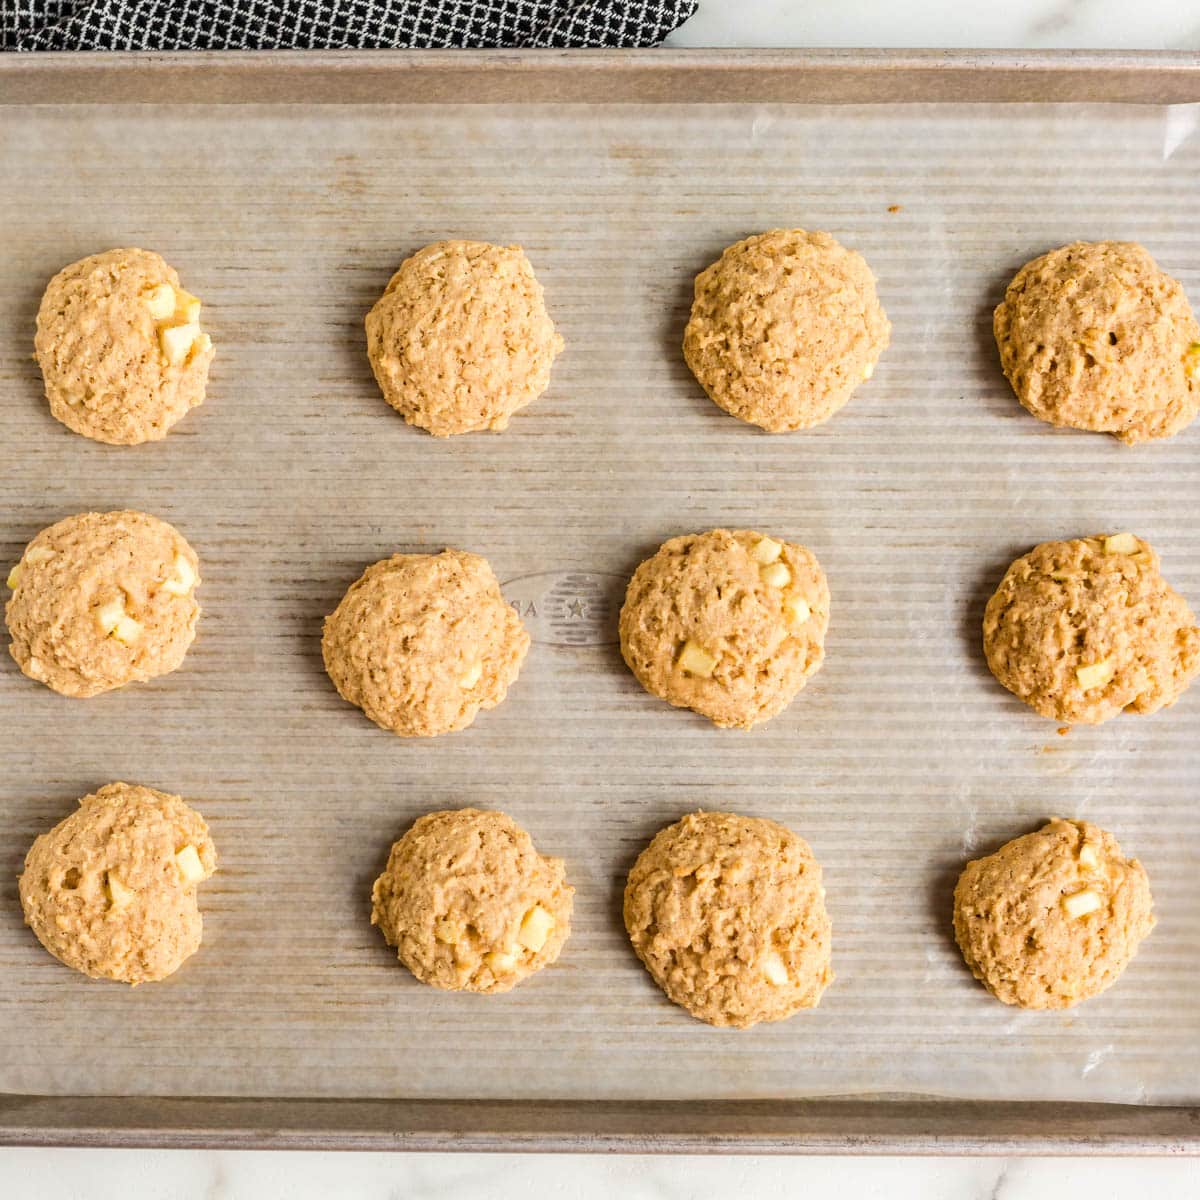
[174,289,201,324]
[175,845,206,883]
[106,872,136,910]
[95,598,125,635]
[517,905,555,953]
[1062,889,1102,919]
[678,640,717,678]
[143,283,177,320]
[6,564,20,589]
[752,537,782,565]
[458,661,483,689]
[1075,659,1113,690]
[160,321,201,365]
[785,596,811,626]
[762,952,789,986]
[486,948,518,973]
[160,553,197,596]
[760,562,791,588]
[1104,533,1138,555]
[112,616,142,645]
[1078,843,1100,870]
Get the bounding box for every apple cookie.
[19,782,217,985]
[6,510,201,698]
[994,241,1200,444]
[683,228,890,432]
[618,528,829,730]
[322,548,530,738]
[35,248,214,445]
[624,811,833,1028]
[954,818,1154,1009]
[365,240,564,436]
[371,808,572,993]
[983,533,1200,725]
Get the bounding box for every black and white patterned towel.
[2,0,698,50]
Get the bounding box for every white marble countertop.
[0,1148,1197,1196]
[5,3,1200,1196]
[666,0,1199,50]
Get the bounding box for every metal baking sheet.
[1,49,1199,1152]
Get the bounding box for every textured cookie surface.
[19,782,216,984]
[322,548,530,738]
[682,228,890,432]
[371,808,572,993]
[624,811,833,1028]
[953,818,1154,1009]
[994,241,1200,444]
[365,240,564,436]
[983,533,1200,725]
[618,528,829,730]
[35,248,214,445]
[6,510,202,698]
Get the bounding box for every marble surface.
[4,2,1200,1195]
[1,1150,1197,1196]
[666,0,1200,50]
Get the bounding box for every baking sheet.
[0,88,1198,1110]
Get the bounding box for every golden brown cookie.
[953,818,1154,1009]
[983,533,1200,725]
[618,529,829,730]
[624,811,833,1028]
[322,548,530,738]
[19,782,217,985]
[365,240,563,436]
[682,228,890,432]
[34,248,214,445]
[994,241,1200,444]
[371,808,572,993]
[6,510,202,698]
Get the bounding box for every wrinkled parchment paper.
[0,97,1197,1105]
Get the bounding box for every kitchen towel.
[2,0,698,50]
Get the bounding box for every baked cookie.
[365,240,564,436]
[983,533,1200,725]
[624,811,833,1028]
[6,510,202,698]
[618,529,829,730]
[19,782,216,985]
[371,808,572,993]
[682,229,890,432]
[322,548,530,738]
[953,818,1154,1009]
[35,248,214,445]
[994,241,1200,444]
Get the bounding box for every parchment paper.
[0,97,1197,1106]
